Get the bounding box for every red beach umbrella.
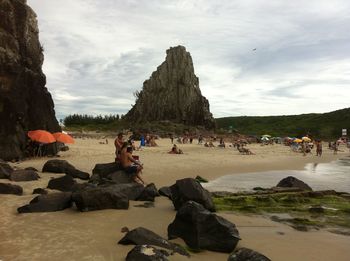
[52,132,74,144]
[28,130,56,144]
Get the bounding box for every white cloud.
[28,0,350,118]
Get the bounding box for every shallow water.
[203,157,350,193]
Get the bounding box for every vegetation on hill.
[62,108,350,139]
[215,108,350,139]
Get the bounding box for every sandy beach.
[1,138,349,261]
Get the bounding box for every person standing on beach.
[114,133,124,162]
[316,140,322,156]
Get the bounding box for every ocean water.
[203,157,350,193]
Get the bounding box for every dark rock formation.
[9,169,40,181]
[276,176,312,191]
[32,187,48,194]
[228,248,271,261]
[0,0,60,161]
[72,186,129,211]
[126,245,169,261]
[168,201,240,253]
[119,227,189,257]
[0,160,13,178]
[42,160,90,180]
[158,186,172,199]
[25,167,38,171]
[0,182,23,195]
[137,183,160,202]
[17,192,72,213]
[125,46,215,129]
[169,178,215,212]
[47,175,77,192]
[90,170,136,185]
[92,162,122,178]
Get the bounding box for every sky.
[27,0,350,120]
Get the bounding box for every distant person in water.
[120,142,145,185]
[114,132,124,162]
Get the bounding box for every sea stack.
[0,0,60,160]
[125,46,215,129]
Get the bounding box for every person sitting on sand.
[209,140,215,147]
[168,144,183,154]
[120,142,145,185]
[114,132,124,162]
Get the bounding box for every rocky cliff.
[0,0,60,160]
[125,46,215,129]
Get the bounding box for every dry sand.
[1,138,349,261]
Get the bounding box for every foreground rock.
[47,175,77,192]
[168,201,240,252]
[119,227,189,257]
[0,160,13,178]
[42,160,89,180]
[170,178,215,211]
[124,45,215,129]
[17,192,72,213]
[72,185,131,211]
[9,169,40,181]
[137,183,160,202]
[228,248,271,261]
[276,176,312,191]
[0,0,60,161]
[32,188,48,195]
[0,183,23,195]
[158,186,172,199]
[126,245,169,261]
[90,170,134,185]
[92,162,122,178]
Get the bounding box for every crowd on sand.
[112,132,350,186]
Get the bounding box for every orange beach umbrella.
[52,132,74,144]
[28,130,56,144]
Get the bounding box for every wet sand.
[1,138,349,261]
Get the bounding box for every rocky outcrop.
[0,182,23,195]
[276,176,312,191]
[168,201,240,253]
[17,192,72,213]
[42,160,90,180]
[125,46,215,129]
[119,227,190,257]
[169,178,215,212]
[9,169,40,181]
[0,0,60,161]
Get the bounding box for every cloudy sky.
[28,0,350,120]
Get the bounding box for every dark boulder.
[32,188,48,195]
[17,192,72,213]
[72,186,135,211]
[0,160,13,178]
[169,178,215,211]
[92,162,122,178]
[47,175,77,192]
[158,186,172,199]
[25,167,38,172]
[126,245,169,261]
[228,248,271,261]
[276,176,312,191]
[9,169,40,181]
[42,160,89,180]
[119,227,189,257]
[137,183,160,202]
[109,170,135,184]
[168,201,240,253]
[0,182,23,195]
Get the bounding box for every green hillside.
[215,108,350,139]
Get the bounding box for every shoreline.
[1,139,349,261]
